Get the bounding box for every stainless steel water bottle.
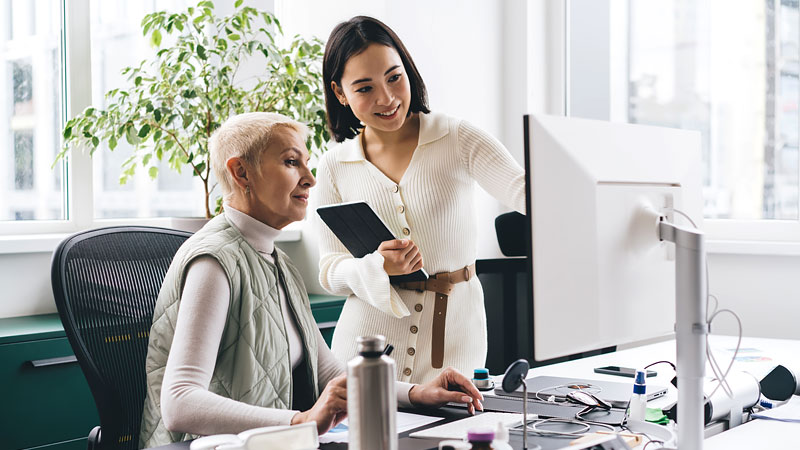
[347,335,397,450]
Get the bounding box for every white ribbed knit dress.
[313,112,526,384]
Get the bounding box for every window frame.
[0,0,302,253]
[566,0,800,253]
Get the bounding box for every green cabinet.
[309,293,346,346]
[0,314,99,450]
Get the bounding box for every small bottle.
[467,429,495,450]
[347,335,397,450]
[472,368,494,391]
[491,422,513,450]
[628,369,647,421]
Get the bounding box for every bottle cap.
[495,421,509,442]
[633,369,647,395]
[473,368,490,380]
[356,335,386,355]
[467,428,494,442]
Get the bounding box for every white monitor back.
[526,114,703,361]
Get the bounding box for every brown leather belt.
[395,263,476,369]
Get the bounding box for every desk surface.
[149,335,800,450]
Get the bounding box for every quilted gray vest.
[139,214,319,448]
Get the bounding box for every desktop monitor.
[524,114,704,362]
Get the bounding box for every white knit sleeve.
[313,155,410,318]
[457,120,526,213]
[160,257,298,435]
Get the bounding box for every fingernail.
[477,400,484,411]
[462,396,472,403]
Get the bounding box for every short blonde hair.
[209,112,310,201]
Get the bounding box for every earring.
[245,185,251,195]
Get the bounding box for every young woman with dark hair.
[314,16,525,384]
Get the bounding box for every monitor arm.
[659,220,707,450]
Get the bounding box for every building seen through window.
[1,1,63,221]
[628,0,800,220]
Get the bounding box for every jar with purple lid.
[467,428,495,449]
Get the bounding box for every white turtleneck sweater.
[160,205,412,436]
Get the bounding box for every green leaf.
[63,127,72,139]
[228,33,240,41]
[197,44,207,60]
[134,76,142,86]
[194,161,206,174]
[234,0,243,7]
[125,126,139,145]
[109,136,117,150]
[150,28,162,47]
[142,153,152,165]
[148,166,159,179]
[154,109,162,122]
[91,136,100,147]
[138,124,151,138]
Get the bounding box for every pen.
[383,344,394,356]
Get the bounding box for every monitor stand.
[659,220,707,450]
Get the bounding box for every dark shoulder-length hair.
[323,16,430,142]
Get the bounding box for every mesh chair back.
[51,226,191,450]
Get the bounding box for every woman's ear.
[226,157,249,191]
[331,81,347,106]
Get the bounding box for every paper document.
[409,412,522,440]
[752,397,800,423]
[318,411,443,444]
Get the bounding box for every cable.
[532,383,601,404]
[644,360,676,371]
[706,308,743,400]
[520,417,617,438]
[671,207,743,402]
[620,424,665,450]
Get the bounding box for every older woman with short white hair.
[139,112,483,448]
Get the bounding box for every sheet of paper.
[408,412,522,440]
[318,411,444,444]
[751,397,800,423]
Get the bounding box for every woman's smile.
[375,104,401,119]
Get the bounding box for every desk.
[148,335,800,450]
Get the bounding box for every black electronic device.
[594,366,657,378]
[760,364,799,401]
[316,201,429,283]
[502,359,532,450]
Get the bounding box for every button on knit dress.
[313,112,525,384]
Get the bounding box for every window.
[0,1,63,222]
[569,0,800,239]
[89,0,200,219]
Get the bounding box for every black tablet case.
[317,201,429,283]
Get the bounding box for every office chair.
[478,212,528,372]
[51,226,192,450]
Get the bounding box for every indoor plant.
[57,0,329,218]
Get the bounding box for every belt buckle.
[463,266,471,281]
